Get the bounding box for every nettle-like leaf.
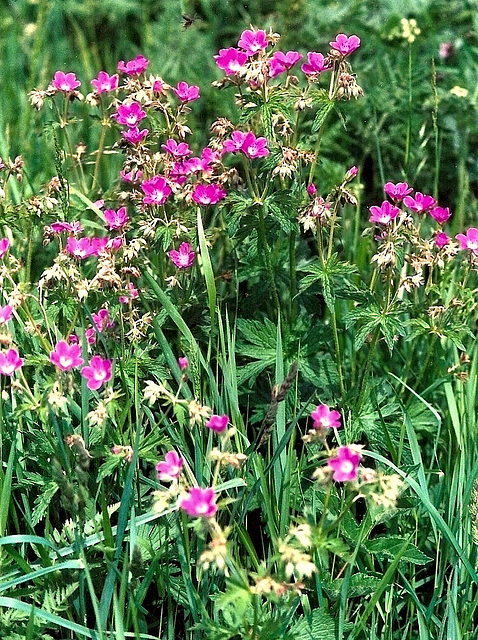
[323,572,382,600]
[311,89,336,133]
[407,316,473,351]
[288,607,337,640]
[299,254,361,311]
[364,535,433,565]
[345,301,406,353]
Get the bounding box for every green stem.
[257,203,280,318]
[92,120,108,191]
[356,328,380,411]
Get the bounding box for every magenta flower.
[369,201,400,225]
[103,206,129,231]
[241,131,269,159]
[403,192,436,213]
[178,356,189,370]
[269,50,302,77]
[50,340,84,371]
[91,71,119,93]
[90,237,109,256]
[120,168,143,183]
[0,348,24,376]
[237,28,268,56]
[456,228,478,254]
[92,308,115,332]
[307,183,317,197]
[214,47,248,75]
[328,446,362,482]
[310,404,341,430]
[301,52,331,76]
[157,450,184,482]
[222,130,247,153]
[161,139,192,158]
[112,101,147,128]
[49,221,83,235]
[179,486,217,518]
[121,127,149,145]
[141,175,172,206]
[52,71,81,92]
[206,414,229,433]
[0,238,9,259]
[435,231,450,248]
[117,55,149,76]
[81,355,113,390]
[168,242,196,269]
[429,206,451,225]
[329,34,361,56]
[66,236,94,259]
[0,304,13,325]
[383,181,413,201]
[192,183,227,206]
[173,81,200,103]
[119,282,139,304]
[85,328,96,345]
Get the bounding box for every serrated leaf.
[311,98,335,133]
[289,608,336,640]
[323,573,382,599]
[365,536,432,564]
[31,483,59,526]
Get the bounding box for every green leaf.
[311,91,335,133]
[365,536,432,565]
[323,573,382,599]
[289,607,336,640]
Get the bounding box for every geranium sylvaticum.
[50,341,84,371]
[117,55,149,76]
[168,242,196,269]
[0,348,24,376]
[81,355,113,390]
[179,486,217,518]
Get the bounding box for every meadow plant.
[0,23,476,640]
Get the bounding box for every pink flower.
[329,34,361,56]
[161,139,192,158]
[52,71,81,92]
[310,404,341,430]
[90,237,109,256]
[92,308,114,332]
[85,327,96,345]
[173,81,200,103]
[157,450,184,481]
[192,183,227,206]
[301,52,331,76]
[435,231,450,248]
[81,355,113,390]
[369,201,400,225]
[269,50,302,77]
[178,356,189,370]
[429,206,451,225]
[0,238,10,259]
[0,348,24,376]
[383,181,413,201]
[237,29,268,56]
[307,183,317,196]
[91,71,119,93]
[346,166,358,180]
[439,42,454,59]
[121,127,149,145]
[141,175,172,206]
[403,192,436,213]
[456,228,478,254]
[206,414,229,433]
[66,236,94,259]
[117,55,149,76]
[112,102,147,128]
[214,47,248,75]
[328,446,362,482]
[120,168,143,183]
[0,305,13,325]
[222,130,247,153]
[179,486,217,518]
[240,131,269,159]
[50,340,84,371]
[103,206,129,231]
[168,242,195,269]
[119,282,139,304]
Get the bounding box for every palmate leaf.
[299,254,360,311]
[346,302,406,353]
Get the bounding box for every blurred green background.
[1,0,478,229]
